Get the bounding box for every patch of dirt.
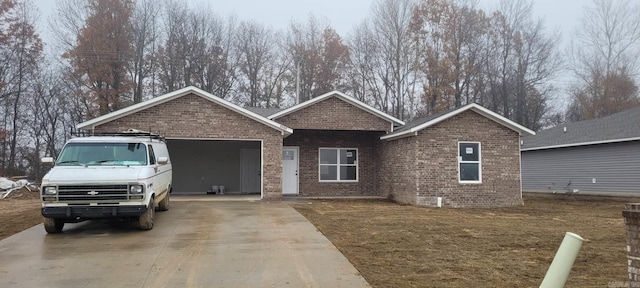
[291,194,632,288]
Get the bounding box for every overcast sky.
[33,0,588,47]
[31,0,590,108]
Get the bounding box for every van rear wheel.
[43,217,64,233]
[138,199,155,230]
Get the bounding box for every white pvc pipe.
[539,232,584,288]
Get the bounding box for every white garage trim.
[165,137,264,199]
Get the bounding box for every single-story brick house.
[77,86,535,207]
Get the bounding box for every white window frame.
[318,148,359,182]
[458,141,482,184]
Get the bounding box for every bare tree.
[49,0,88,56]
[235,21,291,107]
[130,0,160,102]
[286,15,350,103]
[369,0,421,120]
[411,0,491,113]
[287,14,326,102]
[346,21,386,107]
[0,0,43,175]
[156,1,238,98]
[568,0,640,120]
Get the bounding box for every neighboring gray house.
[521,106,640,195]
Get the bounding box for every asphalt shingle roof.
[392,109,455,134]
[245,107,284,117]
[521,105,640,150]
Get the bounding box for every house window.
[319,148,358,182]
[458,142,481,183]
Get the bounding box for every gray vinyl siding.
[521,141,640,194]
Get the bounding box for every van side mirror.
[157,157,168,164]
[42,157,54,164]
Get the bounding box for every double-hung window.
[319,148,358,182]
[458,142,481,183]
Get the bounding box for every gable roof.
[380,103,535,140]
[521,105,640,151]
[245,107,284,117]
[76,86,293,135]
[267,90,405,126]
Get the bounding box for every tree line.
[0,0,639,178]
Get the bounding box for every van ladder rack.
[72,130,165,141]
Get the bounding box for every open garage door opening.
[166,139,262,197]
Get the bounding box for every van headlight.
[44,186,57,195]
[129,185,144,194]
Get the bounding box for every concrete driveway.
[0,198,370,288]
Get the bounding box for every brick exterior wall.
[90,93,284,200]
[378,137,417,204]
[274,96,392,132]
[381,110,523,208]
[623,203,640,286]
[283,130,383,197]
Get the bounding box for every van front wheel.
[138,199,155,230]
[158,192,169,211]
[43,217,64,233]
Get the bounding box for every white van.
[40,131,172,233]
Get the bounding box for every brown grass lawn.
[291,194,633,288]
[0,198,41,240]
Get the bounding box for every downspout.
[519,136,523,203]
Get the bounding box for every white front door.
[282,147,299,195]
[241,149,261,193]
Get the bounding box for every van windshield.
[57,142,148,166]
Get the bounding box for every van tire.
[158,192,169,211]
[43,217,64,233]
[138,199,155,230]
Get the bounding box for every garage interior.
[166,139,262,195]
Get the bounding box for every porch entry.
[282,146,299,195]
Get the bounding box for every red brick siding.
[275,97,392,132]
[91,93,284,200]
[382,110,523,208]
[283,130,383,197]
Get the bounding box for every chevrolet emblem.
[87,191,99,195]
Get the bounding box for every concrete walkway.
[0,199,369,288]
